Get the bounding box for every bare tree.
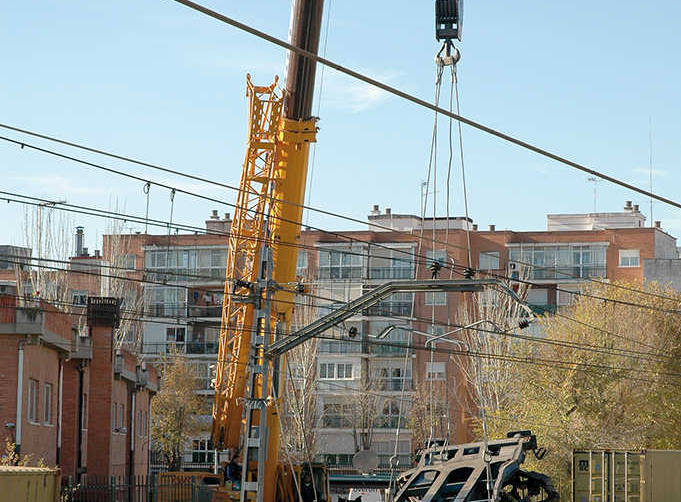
[22,205,73,306]
[102,218,145,351]
[280,292,319,463]
[453,278,530,420]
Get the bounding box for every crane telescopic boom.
[212,2,324,502]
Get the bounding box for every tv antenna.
[587,177,602,213]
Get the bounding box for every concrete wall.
[643,259,681,291]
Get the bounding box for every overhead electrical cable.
[1,299,679,386]
[3,126,678,311]
[163,0,681,212]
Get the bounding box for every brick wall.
[86,324,113,479]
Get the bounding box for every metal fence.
[60,475,213,502]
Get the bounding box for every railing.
[364,302,412,317]
[374,379,413,391]
[525,265,606,280]
[61,474,215,502]
[141,342,218,355]
[368,267,414,280]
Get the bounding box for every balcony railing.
[374,379,413,391]
[368,267,414,280]
[142,341,218,355]
[520,265,606,281]
[364,302,412,317]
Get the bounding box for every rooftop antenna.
[587,177,601,213]
[649,117,653,227]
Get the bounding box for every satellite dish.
[353,450,378,473]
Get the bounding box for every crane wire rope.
[428,62,445,452]
[163,0,681,212]
[388,64,444,499]
[452,64,472,269]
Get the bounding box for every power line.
[1,299,678,386]
[166,0,681,212]
[4,127,680,312]
[6,127,680,317]
[8,187,681,337]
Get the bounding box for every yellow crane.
[212,2,325,502]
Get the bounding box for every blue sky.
[1,0,680,253]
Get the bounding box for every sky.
[1,0,680,254]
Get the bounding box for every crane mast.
[213,2,324,502]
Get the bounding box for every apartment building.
[98,211,232,469]
[0,294,157,480]
[76,200,680,474]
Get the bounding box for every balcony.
[368,267,414,280]
[142,341,218,356]
[364,302,412,317]
[374,379,413,392]
[187,305,222,318]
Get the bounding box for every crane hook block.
[435,0,463,42]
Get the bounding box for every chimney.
[370,204,380,216]
[224,212,231,221]
[211,210,219,220]
[472,224,478,231]
[624,200,633,211]
[75,226,84,257]
[94,249,101,258]
[82,247,89,257]
[655,221,661,229]
[633,204,639,212]
[489,224,496,232]
[385,208,392,216]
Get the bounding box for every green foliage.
[151,351,203,470]
[482,281,681,499]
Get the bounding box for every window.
[322,402,353,428]
[82,393,88,429]
[479,251,500,270]
[619,249,640,268]
[369,247,415,280]
[319,363,353,380]
[43,383,53,424]
[476,289,498,307]
[112,402,117,431]
[166,327,186,343]
[123,254,136,270]
[337,363,353,379]
[192,439,215,464]
[119,403,125,430]
[426,362,446,381]
[526,288,548,306]
[296,251,308,272]
[378,399,402,428]
[28,379,39,423]
[71,290,88,306]
[318,246,364,279]
[425,291,446,306]
[508,244,607,280]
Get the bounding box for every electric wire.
[165,0,681,212]
[2,299,679,386]
[4,130,681,312]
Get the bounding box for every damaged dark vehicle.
[393,431,558,502]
